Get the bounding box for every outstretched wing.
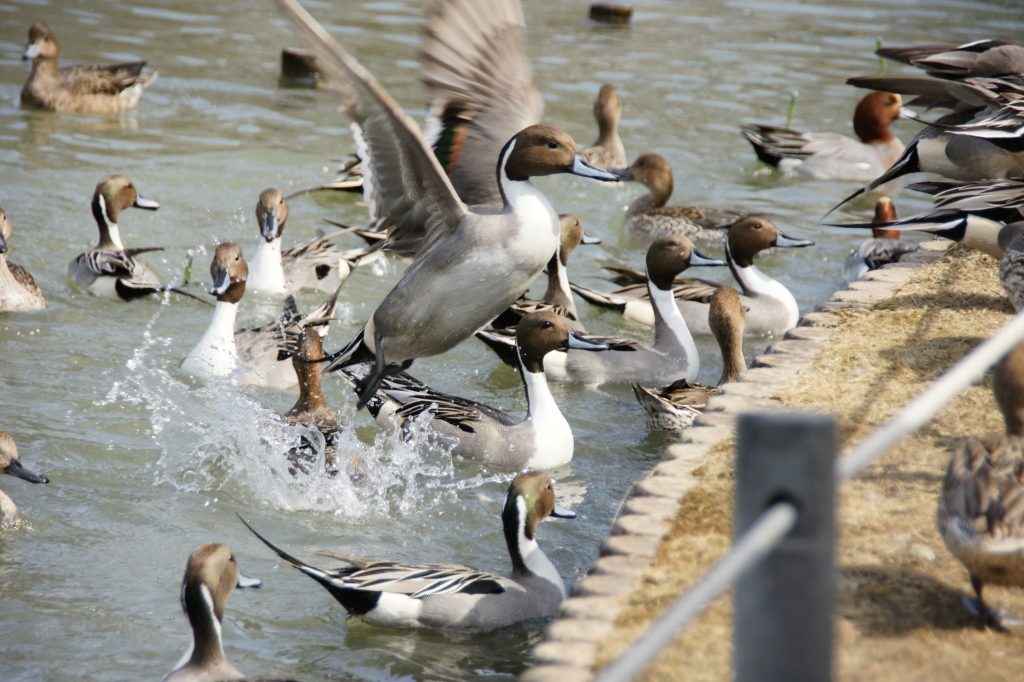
[421,0,543,206]
[273,0,467,259]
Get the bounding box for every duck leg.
[964,576,1023,630]
[353,336,403,410]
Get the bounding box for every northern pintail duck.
[343,311,607,471]
[0,209,45,312]
[273,0,618,406]
[632,286,746,434]
[180,243,338,389]
[611,153,752,244]
[283,328,342,477]
[488,236,727,387]
[68,175,172,300]
[570,217,813,336]
[241,470,575,631]
[579,84,626,171]
[740,91,911,181]
[938,340,1024,629]
[874,40,1024,103]
[489,214,597,333]
[21,22,157,113]
[247,188,377,296]
[998,221,1024,311]
[162,544,278,682]
[0,430,49,527]
[842,197,919,282]
[830,178,1021,259]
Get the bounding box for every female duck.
[0,430,49,527]
[21,22,157,113]
[0,209,45,312]
[241,470,575,632]
[345,311,607,471]
[612,153,751,243]
[580,84,627,171]
[68,175,167,300]
[247,188,375,295]
[180,243,337,389]
[633,285,747,433]
[740,91,910,181]
[162,544,272,682]
[999,221,1024,311]
[938,341,1024,629]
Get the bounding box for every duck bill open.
[773,232,815,249]
[5,457,49,484]
[568,155,620,182]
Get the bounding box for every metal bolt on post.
[734,413,837,682]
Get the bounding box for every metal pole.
[734,414,836,682]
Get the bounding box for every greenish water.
[0,0,1020,680]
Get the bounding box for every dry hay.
[594,246,1023,681]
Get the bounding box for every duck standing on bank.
[180,243,338,389]
[343,311,608,471]
[938,341,1024,630]
[240,470,575,632]
[161,544,290,682]
[0,430,49,527]
[842,196,919,282]
[247,188,377,296]
[0,209,45,312]
[579,84,627,171]
[612,153,751,243]
[633,285,747,433]
[268,0,619,406]
[21,21,157,113]
[740,91,912,181]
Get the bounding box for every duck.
[483,236,727,387]
[842,196,919,282]
[829,178,1020,260]
[938,340,1024,630]
[271,0,619,406]
[162,544,283,682]
[20,22,157,113]
[0,209,45,312]
[998,221,1024,311]
[239,470,575,632]
[0,430,49,527]
[180,243,338,390]
[488,214,598,333]
[740,91,911,181]
[247,188,378,296]
[343,311,608,470]
[579,84,627,171]
[570,217,814,337]
[284,325,352,475]
[611,153,751,244]
[632,285,746,434]
[68,175,178,301]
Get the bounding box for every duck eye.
[543,321,552,328]
[547,141,558,149]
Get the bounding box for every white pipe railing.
[590,310,1024,682]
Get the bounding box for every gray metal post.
[734,413,836,682]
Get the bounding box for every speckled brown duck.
[21,21,157,113]
[0,209,45,312]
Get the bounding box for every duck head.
[501,125,619,183]
[502,471,575,571]
[0,209,11,255]
[0,430,49,485]
[92,175,159,250]
[853,91,909,145]
[727,217,813,268]
[708,286,747,385]
[610,153,674,206]
[255,188,289,243]
[22,22,57,61]
[646,235,726,289]
[515,311,608,373]
[557,214,598,265]
[209,242,248,303]
[993,342,1024,437]
[178,544,261,669]
[872,196,901,240]
[593,84,622,138]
